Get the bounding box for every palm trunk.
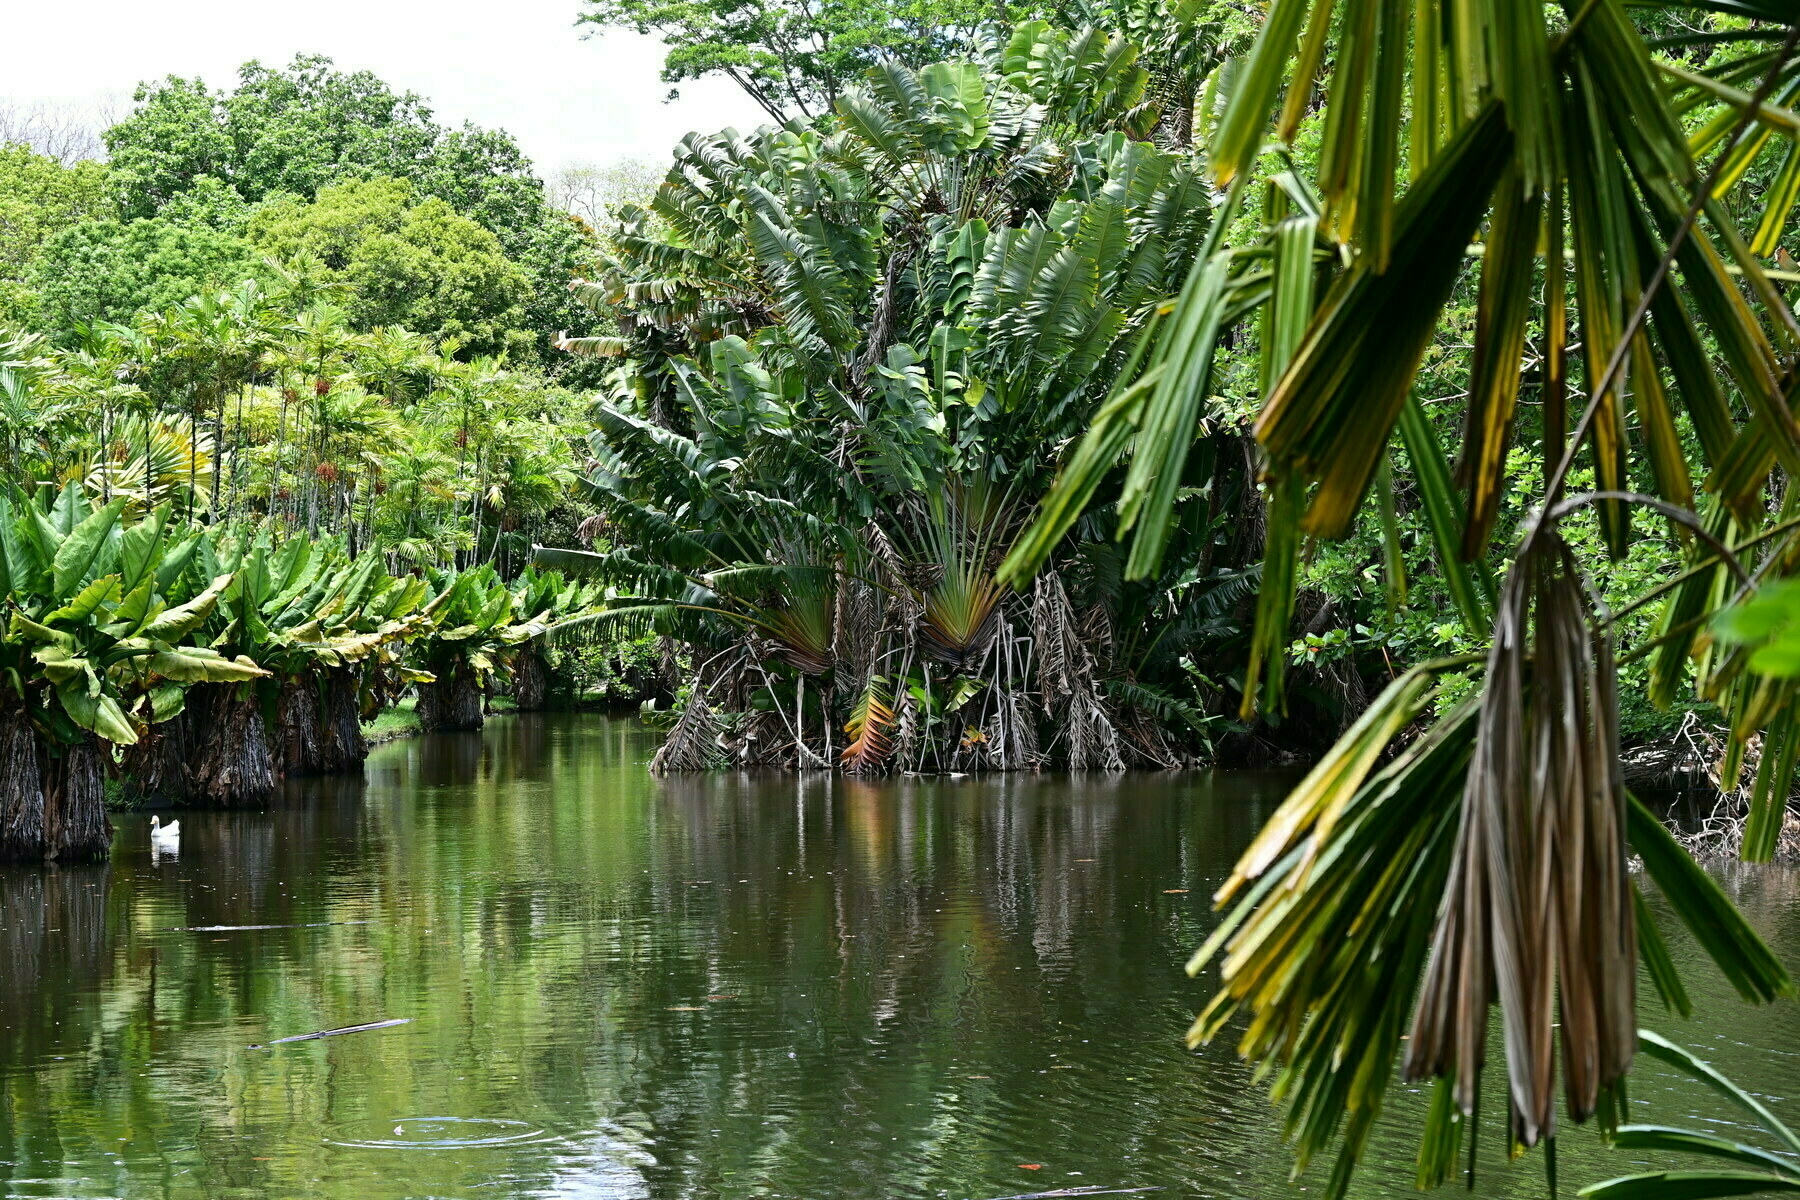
[276,673,323,777]
[119,710,191,803]
[43,736,109,862]
[416,660,484,732]
[319,668,368,772]
[513,647,549,711]
[0,707,44,862]
[209,393,227,515]
[189,684,276,806]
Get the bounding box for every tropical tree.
[545,26,1247,771]
[410,565,539,732]
[505,565,605,709]
[157,528,429,805]
[0,143,109,325]
[246,179,535,359]
[0,489,263,861]
[580,0,1024,121]
[27,217,265,332]
[988,0,1800,1192]
[103,55,602,366]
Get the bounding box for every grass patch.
[362,698,421,746]
[103,775,142,812]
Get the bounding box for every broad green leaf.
[57,684,137,745]
[1630,796,1793,1002]
[45,574,121,625]
[1610,1126,1800,1175]
[1640,1031,1800,1155]
[144,648,268,683]
[1636,883,1693,1017]
[116,506,168,595]
[50,497,126,598]
[148,683,186,723]
[138,573,232,642]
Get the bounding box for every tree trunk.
[0,708,44,862]
[513,648,548,712]
[276,672,323,776]
[318,669,368,772]
[189,684,276,807]
[43,736,109,862]
[415,660,484,732]
[119,710,192,803]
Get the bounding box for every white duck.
[149,815,181,850]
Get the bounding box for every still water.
[2,714,1800,1199]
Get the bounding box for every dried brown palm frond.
[864,520,918,624]
[1032,570,1080,707]
[1114,704,1183,769]
[1404,531,1635,1145]
[1031,569,1125,771]
[1079,602,1115,676]
[657,637,685,692]
[893,678,920,772]
[576,513,609,544]
[834,573,882,685]
[1191,642,1792,1195]
[1064,682,1125,772]
[983,685,1041,770]
[728,707,785,767]
[650,687,723,775]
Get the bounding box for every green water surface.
[3,714,1799,1199]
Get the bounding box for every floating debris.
[249,1018,410,1048]
[974,1188,1161,1200]
[172,921,372,932]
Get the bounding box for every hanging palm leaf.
[839,675,897,774]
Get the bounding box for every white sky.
[1,0,766,172]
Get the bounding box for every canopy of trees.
[1,55,610,368]
[247,179,535,358]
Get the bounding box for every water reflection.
[0,715,1797,1199]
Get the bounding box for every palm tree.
[997,0,1800,1192]
[546,34,1234,771]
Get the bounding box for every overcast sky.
[2,0,766,172]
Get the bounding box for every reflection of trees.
[630,768,1293,1197]
[0,721,1322,1199]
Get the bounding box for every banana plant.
[0,486,264,861]
[505,565,605,710]
[410,565,542,733]
[165,529,431,804]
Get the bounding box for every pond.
[2,714,1799,1199]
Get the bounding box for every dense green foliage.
[0,55,601,369]
[11,9,1800,1197]
[29,216,267,330]
[582,0,1031,119]
[546,26,1262,772]
[543,5,1800,1200]
[246,179,535,358]
[0,145,108,325]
